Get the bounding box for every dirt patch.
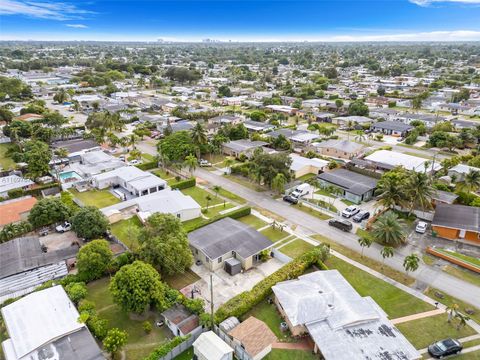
[39,231,82,251]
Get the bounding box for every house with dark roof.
[222,140,270,159]
[188,217,273,271]
[161,304,201,337]
[317,169,378,204]
[371,121,413,137]
[432,204,480,246]
[228,317,276,360]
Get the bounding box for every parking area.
[38,230,83,251]
[186,258,284,310]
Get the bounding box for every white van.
[291,183,310,199]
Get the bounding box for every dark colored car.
[283,195,299,204]
[328,218,353,232]
[428,339,462,358]
[352,210,370,223]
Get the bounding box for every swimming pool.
[59,171,82,182]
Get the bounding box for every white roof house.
[272,270,420,360]
[448,164,480,181]
[67,150,125,178]
[364,150,441,173]
[0,175,34,196]
[193,331,233,360]
[289,154,329,178]
[1,285,103,360]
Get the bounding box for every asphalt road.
[194,168,480,307]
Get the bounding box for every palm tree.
[272,173,287,195]
[354,130,366,143]
[183,154,197,176]
[205,195,212,211]
[191,122,208,160]
[358,236,373,258]
[306,177,319,200]
[380,246,394,269]
[224,157,234,174]
[403,253,420,279]
[375,177,406,210]
[212,185,221,198]
[447,304,459,323]
[458,170,480,193]
[406,172,433,213]
[371,212,406,246]
[127,134,139,150]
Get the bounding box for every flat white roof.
[289,154,328,172]
[0,175,34,194]
[364,150,441,172]
[193,331,233,360]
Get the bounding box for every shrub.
[171,177,196,190]
[135,161,157,171]
[7,188,24,199]
[64,282,87,304]
[143,321,152,334]
[183,206,251,232]
[0,221,33,243]
[143,335,191,360]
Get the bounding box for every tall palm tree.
[358,236,373,258]
[212,185,221,198]
[403,253,420,279]
[406,172,433,213]
[354,130,366,143]
[191,122,208,160]
[371,212,406,246]
[183,154,197,176]
[224,157,234,174]
[380,246,394,269]
[205,195,212,211]
[458,170,480,193]
[375,177,406,210]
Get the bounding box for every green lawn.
[452,350,480,360]
[341,198,356,206]
[163,269,200,290]
[324,256,434,318]
[292,203,332,220]
[424,287,480,324]
[280,240,314,258]
[224,174,265,192]
[142,153,155,162]
[238,214,268,229]
[264,349,320,360]
[181,186,222,207]
[396,314,476,349]
[308,198,338,213]
[315,188,335,198]
[86,278,172,359]
[261,226,290,242]
[443,266,480,287]
[296,173,316,182]
[212,186,247,204]
[241,300,287,340]
[152,168,176,181]
[110,217,143,250]
[0,143,16,170]
[69,188,120,208]
[435,249,480,268]
[173,347,194,360]
[202,202,234,218]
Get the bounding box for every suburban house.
[92,166,167,198]
[101,189,201,223]
[0,236,78,303]
[51,138,100,159]
[393,113,445,128]
[227,317,277,360]
[317,169,378,204]
[272,270,421,360]
[0,175,34,198]
[432,204,480,245]
[331,116,373,127]
[222,140,270,159]
[364,150,441,173]
[161,304,201,337]
[243,120,276,133]
[1,286,104,360]
[448,164,480,182]
[193,331,233,360]
[371,120,413,137]
[188,217,273,272]
[0,196,37,227]
[311,139,364,160]
[268,129,319,146]
[289,154,329,179]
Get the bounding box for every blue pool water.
[59,171,82,182]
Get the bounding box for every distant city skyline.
[1,0,480,42]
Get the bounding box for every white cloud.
[66,24,87,28]
[323,30,480,42]
[409,0,480,6]
[0,0,93,20]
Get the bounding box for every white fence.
[157,327,204,360]
[271,248,292,264]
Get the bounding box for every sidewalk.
[391,309,445,325]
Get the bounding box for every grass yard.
[211,186,247,204]
[110,217,143,250]
[296,173,316,182]
[265,349,320,360]
[241,300,288,340]
[341,198,356,206]
[315,188,335,198]
[423,254,437,266]
[396,314,476,349]
[163,269,200,290]
[173,347,194,360]
[86,278,172,359]
[443,265,480,287]
[0,143,16,170]
[308,198,338,213]
[69,188,120,208]
[202,202,234,218]
[324,256,434,318]
[435,249,480,268]
[453,350,480,360]
[261,226,290,242]
[152,168,176,181]
[292,203,332,220]
[425,287,480,324]
[224,174,265,192]
[181,186,222,207]
[280,239,315,259]
[142,153,155,162]
[238,214,268,229]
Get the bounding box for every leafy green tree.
[53,89,69,104]
[212,185,221,198]
[23,140,51,179]
[335,99,344,111]
[0,76,32,100]
[139,214,193,276]
[406,172,433,212]
[272,173,287,195]
[64,282,87,304]
[249,110,267,122]
[28,197,70,228]
[109,260,167,313]
[103,328,128,359]
[158,130,196,163]
[217,85,232,97]
[458,170,480,193]
[183,154,197,176]
[77,239,113,281]
[249,152,292,188]
[348,100,369,116]
[71,206,109,240]
[0,107,14,124]
[371,212,406,246]
[377,86,386,96]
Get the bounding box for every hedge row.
[214,245,329,323]
[0,221,33,243]
[143,335,191,360]
[0,182,60,203]
[183,206,251,233]
[135,161,157,171]
[171,177,196,190]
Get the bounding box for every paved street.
[194,168,480,307]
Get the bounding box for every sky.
[1,0,480,42]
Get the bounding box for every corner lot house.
[289,154,328,178]
[432,204,480,245]
[317,169,378,204]
[371,120,413,137]
[272,270,420,360]
[228,316,276,360]
[193,331,233,360]
[364,150,441,173]
[188,217,272,271]
[311,139,364,160]
[1,285,104,360]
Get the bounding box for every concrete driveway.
[39,230,82,251]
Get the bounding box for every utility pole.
[210,274,215,332]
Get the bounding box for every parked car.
[428,339,462,358]
[39,227,49,236]
[129,159,140,165]
[55,222,71,233]
[283,195,299,204]
[328,218,353,232]
[290,183,310,199]
[352,210,370,223]
[341,205,360,218]
[415,221,428,234]
[199,159,212,167]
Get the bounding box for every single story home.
[448,164,480,182]
[193,331,233,360]
[289,154,329,179]
[332,116,373,126]
[161,304,201,337]
[1,286,104,360]
[243,120,275,133]
[268,129,319,145]
[222,140,269,159]
[188,217,273,272]
[272,270,420,360]
[311,139,364,160]
[0,175,34,198]
[432,204,480,245]
[0,196,37,227]
[51,138,100,159]
[62,150,125,182]
[317,169,378,204]
[371,121,413,137]
[228,317,276,360]
[364,150,441,173]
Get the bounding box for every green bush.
[135,161,157,171]
[183,206,251,232]
[24,183,59,197]
[215,246,329,323]
[171,177,196,190]
[7,188,24,199]
[142,320,152,334]
[0,221,32,243]
[143,335,191,360]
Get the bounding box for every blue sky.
[1,0,480,41]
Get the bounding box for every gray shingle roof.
[432,204,480,232]
[188,217,272,259]
[317,169,378,196]
[372,121,413,132]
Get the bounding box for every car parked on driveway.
[199,159,212,167]
[415,221,428,234]
[328,218,353,232]
[428,339,462,358]
[55,222,71,233]
[352,210,370,223]
[342,205,360,218]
